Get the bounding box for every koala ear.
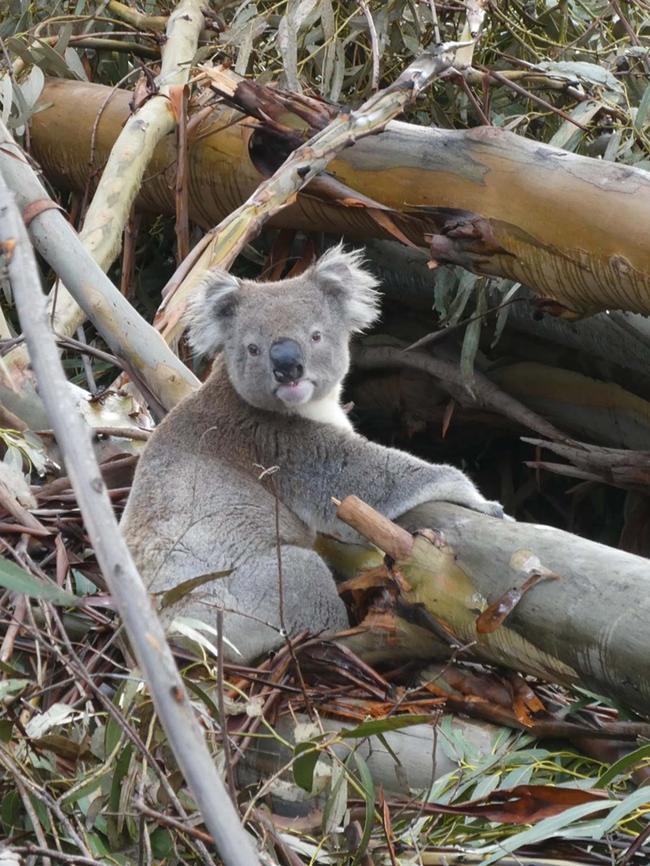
[186,268,241,357]
[313,243,381,332]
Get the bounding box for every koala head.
[187,244,381,414]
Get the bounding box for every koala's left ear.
[312,243,381,332]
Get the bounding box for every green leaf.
[0,719,13,742]
[635,82,650,133]
[340,714,436,739]
[323,760,348,834]
[0,555,78,605]
[151,827,174,859]
[0,678,29,700]
[351,753,375,865]
[109,743,133,814]
[549,99,602,152]
[596,742,650,788]
[460,281,486,390]
[537,61,623,94]
[591,786,650,836]
[293,741,321,792]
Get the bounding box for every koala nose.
[270,339,304,384]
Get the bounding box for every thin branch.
[155,40,471,343]
[0,175,261,866]
[45,0,206,344]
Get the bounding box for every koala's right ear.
[186,269,241,357]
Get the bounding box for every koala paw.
[472,499,512,520]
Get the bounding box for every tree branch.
[0,173,260,866]
[154,41,469,344]
[0,119,199,412]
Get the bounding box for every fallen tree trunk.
[29,77,650,316]
[322,496,650,717]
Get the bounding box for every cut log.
[323,497,650,717]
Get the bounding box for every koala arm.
[281,429,505,544]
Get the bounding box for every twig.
[175,83,191,264]
[36,426,151,441]
[0,176,260,866]
[267,468,314,721]
[404,296,526,352]
[428,1,441,45]
[134,799,214,844]
[12,846,104,866]
[75,325,98,394]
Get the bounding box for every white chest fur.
[294,385,354,432]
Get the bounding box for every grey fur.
[121,247,504,663]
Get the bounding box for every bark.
[323,497,650,717]
[29,78,650,318]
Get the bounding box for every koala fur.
[121,245,504,663]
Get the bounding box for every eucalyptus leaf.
[340,713,437,739]
[323,760,348,834]
[549,100,602,152]
[293,740,321,792]
[596,742,650,788]
[537,61,623,94]
[351,753,375,865]
[0,678,30,700]
[634,82,650,132]
[477,799,618,865]
[0,555,78,605]
[168,615,240,657]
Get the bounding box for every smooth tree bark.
[28,77,650,318]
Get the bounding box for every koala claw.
[473,499,511,520]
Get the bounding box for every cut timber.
[327,496,650,717]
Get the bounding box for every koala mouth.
[275,379,315,406]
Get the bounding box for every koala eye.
[311,331,322,343]
[247,343,260,356]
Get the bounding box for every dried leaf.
[476,567,560,634]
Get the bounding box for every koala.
[121,245,504,663]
